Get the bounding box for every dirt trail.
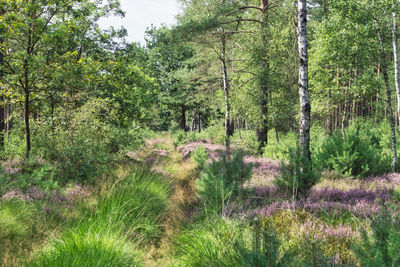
[129,136,198,266]
[132,136,283,266]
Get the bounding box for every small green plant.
[314,126,388,177]
[353,205,400,267]
[235,218,293,267]
[274,147,320,200]
[173,130,187,148]
[191,146,208,169]
[196,150,252,214]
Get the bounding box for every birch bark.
[298,0,311,160]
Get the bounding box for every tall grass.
[29,228,141,267]
[27,168,173,266]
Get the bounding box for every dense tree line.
[2,0,400,171]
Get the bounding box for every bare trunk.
[298,0,311,160]
[221,34,232,148]
[393,11,400,124]
[0,8,4,150]
[377,21,397,171]
[180,105,187,132]
[257,0,269,152]
[25,91,31,158]
[198,112,201,133]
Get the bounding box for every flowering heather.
[251,197,388,218]
[65,184,89,203]
[26,186,47,201]
[253,186,279,199]
[49,190,68,204]
[308,187,392,204]
[301,219,358,244]
[1,190,32,202]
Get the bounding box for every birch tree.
[298,0,311,160]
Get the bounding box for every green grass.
[26,167,173,266]
[95,168,173,244]
[28,228,141,267]
[174,218,244,266]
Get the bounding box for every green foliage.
[235,219,291,267]
[231,130,259,154]
[28,230,141,267]
[198,122,226,145]
[263,131,298,160]
[314,126,388,177]
[174,218,244,266]
[0,201,33,242]
[173,130,187,148]
[96,168,172,244]
[353,205,400,267]
[191,146,209,169]
[196,150,252,214]
[274,147,321,200]
[33,98,143,183]
[27,168,171,266]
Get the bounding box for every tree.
[298,0,311,161]
[0,0,123,158]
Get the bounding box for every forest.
[1,0,400,266]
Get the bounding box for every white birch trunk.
[393,11,400,124]
[298,0,311,160]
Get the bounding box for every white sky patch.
[99,0,180,44]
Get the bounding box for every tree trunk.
[0,7,4,150]
[257,0,269,153]
[221,34,232,148]
[393,11,400,125]
[180,105,187,132]
[24,91,31,158]
[298,0,311,160]
[377,21,397,172]
[198,112,201,133]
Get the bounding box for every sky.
[99,0,180,44]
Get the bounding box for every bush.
[196,150,252,215]
[235,218,292,267]
[314,125,388,177]
[274,147,320,200]
[198,121,226,145]
[33,98,143,184]
[353,205,400,266]
[263,131,298,160]
[231,130,259,154]
[173,130,187,148]
[191,146,208,170]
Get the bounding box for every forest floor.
[2,133,400,266]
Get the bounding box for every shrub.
[191,146,208,169]
[196,150,252,215]
[263,131,298,160]
[274,147,321,200]
[198,121,226,145]
[33,98,143,184]
[314,126,388,177]
[235,218,292,267]
[231,130,259,154]
[353,205,400,266]
[173,130,187,148]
